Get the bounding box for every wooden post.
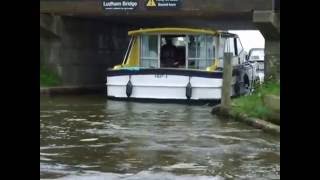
[221,52,233,109]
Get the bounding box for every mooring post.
[221,52,233,109]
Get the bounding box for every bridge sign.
[101,0,182,12]
[101,0,138,11]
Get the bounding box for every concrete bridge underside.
[40,0,279,86]
[40,0,276,16]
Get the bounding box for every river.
[40,95,280,179]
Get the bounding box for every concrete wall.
[40,28,60,73]
[253,11,280,80]
[40,14,133,86]
[265,41,280,80]
[40,0,274,16]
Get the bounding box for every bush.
[40,66,61,87]
[232,80,279,122]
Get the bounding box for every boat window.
[187,35,215,70]
[249,49,265,61]
[160,35,186,68]
[140,35,159,68]
[236,38,243,55]
[217,38,226,59]
[224,38,236,56]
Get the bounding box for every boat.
[106,27,255,103]
[248,48,264,84]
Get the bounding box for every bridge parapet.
[40,0,275,17]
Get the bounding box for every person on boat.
[161,37,179,68]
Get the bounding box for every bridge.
[40,0,279,86]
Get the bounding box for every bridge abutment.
[40,14,132,86]
[253,11,280,81]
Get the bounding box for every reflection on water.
[40,95,280,179]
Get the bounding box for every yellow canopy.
[128,27,219,36]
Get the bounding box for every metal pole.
[221,52,233,108]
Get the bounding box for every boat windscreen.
[123,36,134,64]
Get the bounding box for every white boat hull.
[106,69,240,101]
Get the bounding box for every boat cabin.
[114,28,246,71]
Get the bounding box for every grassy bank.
[232,81,280,124]
[40,66,61,87]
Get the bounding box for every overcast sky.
[228,30,265,52]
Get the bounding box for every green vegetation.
[232,81,280,123]
[40,66,61,87]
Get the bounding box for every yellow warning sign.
[146,0,156,7]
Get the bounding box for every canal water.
[40,95,280,180]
